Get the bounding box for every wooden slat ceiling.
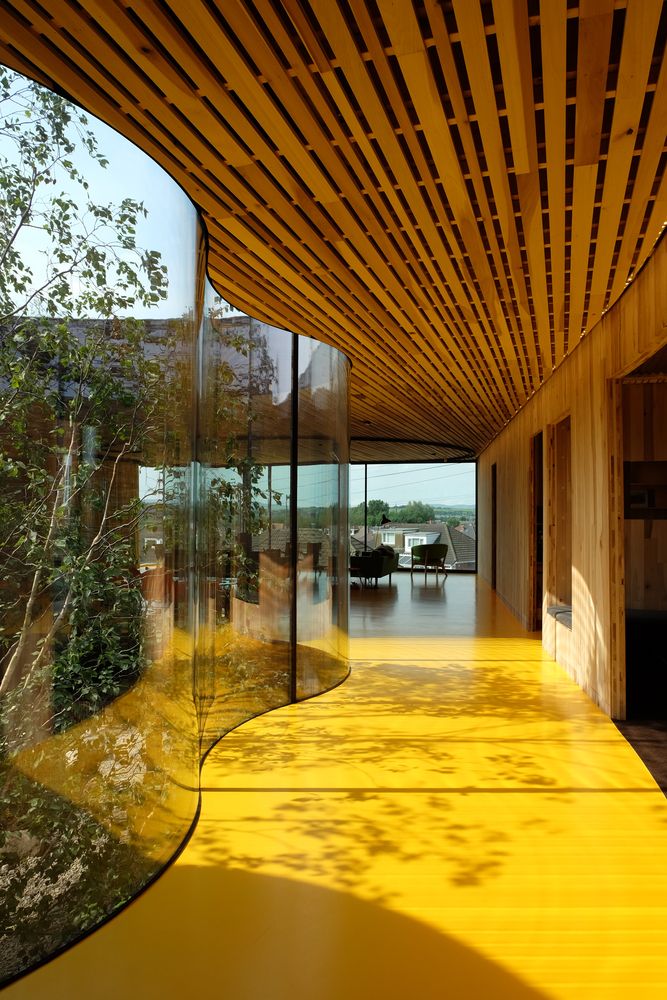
[0,0,665,461]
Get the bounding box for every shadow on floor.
[5,865,550,1000]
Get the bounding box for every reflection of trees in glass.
[0,68,174,984]
[0,67,167,731]
[0,319,165,729]
[203,308,282,610]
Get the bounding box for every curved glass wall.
[196,300,349,742]
[0,68,349,985]
[296,337,349,698]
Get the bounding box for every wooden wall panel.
[478,237,667,718]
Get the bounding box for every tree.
[0,67,168,727]
[348,501,365,526]
[366,499,389,525]
[397,500,435,523]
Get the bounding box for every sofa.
[350,546,400,587]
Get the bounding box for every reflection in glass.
[196,304,349,739]
[196,305,293,742]
[0,66,200,982]
[297,338,349,697]
[0,66,350,986]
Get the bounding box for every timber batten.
[0,0,664,460]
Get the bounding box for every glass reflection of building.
[0,69,349,986]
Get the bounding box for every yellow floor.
[7,575,667,999]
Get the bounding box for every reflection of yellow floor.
[9,618,348,865]
[7,577,667,998]
[9,626,199,860]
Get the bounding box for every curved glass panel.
[0,68,349,986]
[196,305,294,743]
[296,338,349,697]
[0,69,201,981]
[196,302,350,740]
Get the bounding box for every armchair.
[350,547,399,587]
[410,543,448,582]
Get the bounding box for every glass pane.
[349,463,477,571]
[0,66,351,986]
[196,303,294,743]
[0,68,200,983]
[296,338,349,698]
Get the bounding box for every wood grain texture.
[479,236,667,718]
[0,1,663,460]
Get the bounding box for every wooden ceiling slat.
[351,0,524,414]
[0,4,220,201]
[219,213,508,437]
[568,164,599,345]
[587,0,664,321]
[634,170,667,274]
[0,0,663,461]
[11,2,280,223]
[380,0,528,405]
[609,52,667,301]
[452,0,540,389]
[516,171,553,372]
[167,6,335,205]
[574,0,617,168]
[217,0,440,316]
[495,1,553,373]
[305,0,518,408]
[494,0,537,177]
[568,0,616,346]
[221,221,509,439]
[102,0,501,431]
[423,0,529,406]
[540,0,568,362]
[209,238,503,445]
[286,0,497,385]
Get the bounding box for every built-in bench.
[546,604,572,630]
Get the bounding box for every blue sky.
[2,79,198,321]
[350,463,476,507]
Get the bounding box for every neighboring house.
[350,521,476,569]
[448,526,477,570]
[457,521,477,541]
[252,525,331,572]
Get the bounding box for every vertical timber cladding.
[478,237,667,718]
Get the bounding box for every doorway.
[621,349,667,719]
[530,432,544,630]
[491,463,497,590]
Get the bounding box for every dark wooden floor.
[615,720,667,795]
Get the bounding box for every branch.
[0,213,116,322]
[0,174,38,274]
[0,428,74,696]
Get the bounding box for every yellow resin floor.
[7,574,667,999]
